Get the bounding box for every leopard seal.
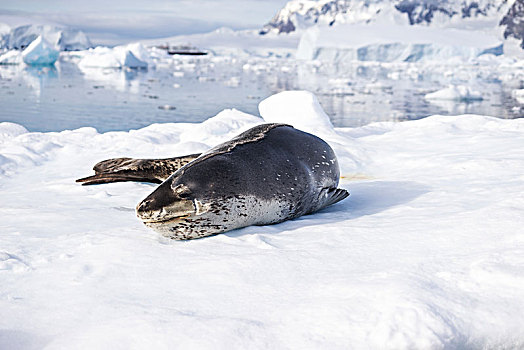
[77,123,349,240]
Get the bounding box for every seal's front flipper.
[76,154,201,186]
[312,187,350,212]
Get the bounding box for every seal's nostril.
[136,199,152,214]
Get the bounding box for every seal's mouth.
[139,214,190,225]
[135,194,196,225]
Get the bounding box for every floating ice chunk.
[223,76,240,87]
[425,85,483,102]
[22,35,59,66]
[259,90,335,135]
[77,43,149,69]
[158,104,176,110]
[78,47,121,68]
[123,50,147,69]
[512,89,524,104]
[0,50,22,65]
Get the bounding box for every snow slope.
[144,27,300,58]
[1,91,524,349]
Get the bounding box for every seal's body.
[78,124,348,239]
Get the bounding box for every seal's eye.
[172,184,192,198]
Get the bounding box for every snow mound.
[296,24,503,62]
[78,43,150,69]
[0,24,91,51]
[425,85,483,101]
[0,122,28,139]
[258,91,361,169]
[21,35,59,66]
[259,90,335,135]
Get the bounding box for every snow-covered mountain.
[260,0,513,34]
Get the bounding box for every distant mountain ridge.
[260,0,517,34]
[260,0,524,50]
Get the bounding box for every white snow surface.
[296,23,503,62]
[1,91,524,349]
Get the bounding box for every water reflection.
[0,55,523,132]
[22,65,58,98]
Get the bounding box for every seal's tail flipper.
[313,187,350,212]
[76,154,201,186]
[323,187,350,207]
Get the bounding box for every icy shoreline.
[1,92,524,349]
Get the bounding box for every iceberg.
[78,43,149,69]
[21,35,59,66]
[123,50,148,69]
[296,24,503,62]
[0,24,91,51]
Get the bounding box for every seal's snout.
[136,183,175,213]
[136,198,155,217]
[136,197,165,222]
[136,182,196,223]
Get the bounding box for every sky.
[0,0,289,45]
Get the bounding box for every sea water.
[0,55,522,132]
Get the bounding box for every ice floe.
[1,91,524,348]
[425,85,484,102]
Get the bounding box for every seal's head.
[136,177,213,240]
[135,160,243,240]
